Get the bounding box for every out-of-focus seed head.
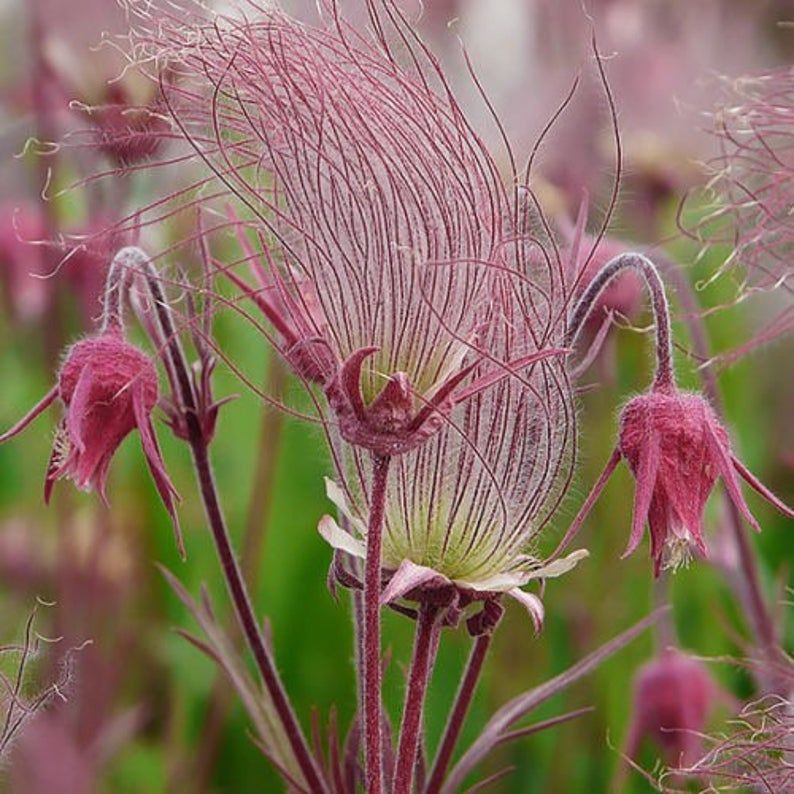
[625,648,716,767]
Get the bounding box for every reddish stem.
[567,253,674,390]
[424,633,492,794]
[140,252,326,792]
[364,454,391,794]
[393,605,440,794]
[189,356,287,788]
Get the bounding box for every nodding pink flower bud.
[618,388,794,575]
[0,327,182,553]
[625,648,716,767]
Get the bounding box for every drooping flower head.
[124,0,569,456]
[0,299,181,552]
[49,329,170,500]
[554,252,794,576]
[35,0,171,168]
[625,647,717,768]
[618,387,794,575]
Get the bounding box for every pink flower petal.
[380,559,449,605]
[705,424,760,533]
[133,379,183,556]
[622,430,661,559]
[65,363,95,454]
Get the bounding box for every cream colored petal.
[508,588,544,634]
[324,477,368,537]
[381,559,450,605]
[454,570,530,592]
[524,549,589,580]
[318,515,366,559]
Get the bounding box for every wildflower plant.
[0,1,792,792]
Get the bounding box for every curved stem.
[124,247,325,792]
[661,261,779,654]
[424,633,492,794]
[567,253,674,390]
[190,356,288,788]
[364,454,391,794]
[393,605,440,794]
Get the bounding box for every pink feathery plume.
[693,67,794,361]
[126,0,571,457]
[624,648,718,770]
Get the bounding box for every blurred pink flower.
[625,647,717,767]
[83,82,170,168]
[0,202,48,322]
[10,713,95,794]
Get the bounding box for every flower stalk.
[393,604,440,794]
[567,252,674,390]
[363,454,391,794]
[424,632,494,794]
[121,247,326,793]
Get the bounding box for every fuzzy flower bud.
[618,387,793,575]
[625,648,716,767]
[0,327,181,552]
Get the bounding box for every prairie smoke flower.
[0,326,181,548]
[321,291,584,632]
[559,252,794,576]
[83,81,170,168]
[617,387,794,575]
[126,3,569,456]
[672,649,794,789]
[693,67,794,359]
[708,67,794,297]
[625,648,717,767]
[30,0,172,169]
